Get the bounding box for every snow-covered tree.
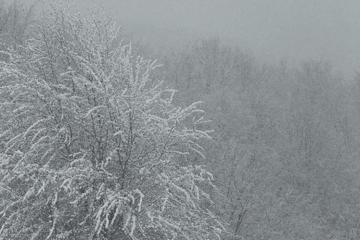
[0,4,224,240]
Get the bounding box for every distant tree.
[0,4,224,240]
[0,0,37,46]
[162,38,360,238]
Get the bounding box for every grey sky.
[38,0,360,79]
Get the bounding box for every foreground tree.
[0,4,224,240]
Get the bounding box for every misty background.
[35,0,360,80]
[2,0,360,239]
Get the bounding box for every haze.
[3,0,360,238]
[38,0,360,80]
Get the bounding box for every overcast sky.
[37,0,360,79]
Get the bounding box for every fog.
[46,0,360,80]
[3,1,360,239]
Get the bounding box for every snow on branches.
[0,3,224,240]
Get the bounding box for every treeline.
[157,38,360,239]
[1,1,360,239]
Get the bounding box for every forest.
[0,1,360,240]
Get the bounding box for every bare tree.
[0,0,37,46]
[0,4,224,240]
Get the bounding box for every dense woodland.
[1,1,360,240]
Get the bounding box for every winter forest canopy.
[1,1,360,240]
